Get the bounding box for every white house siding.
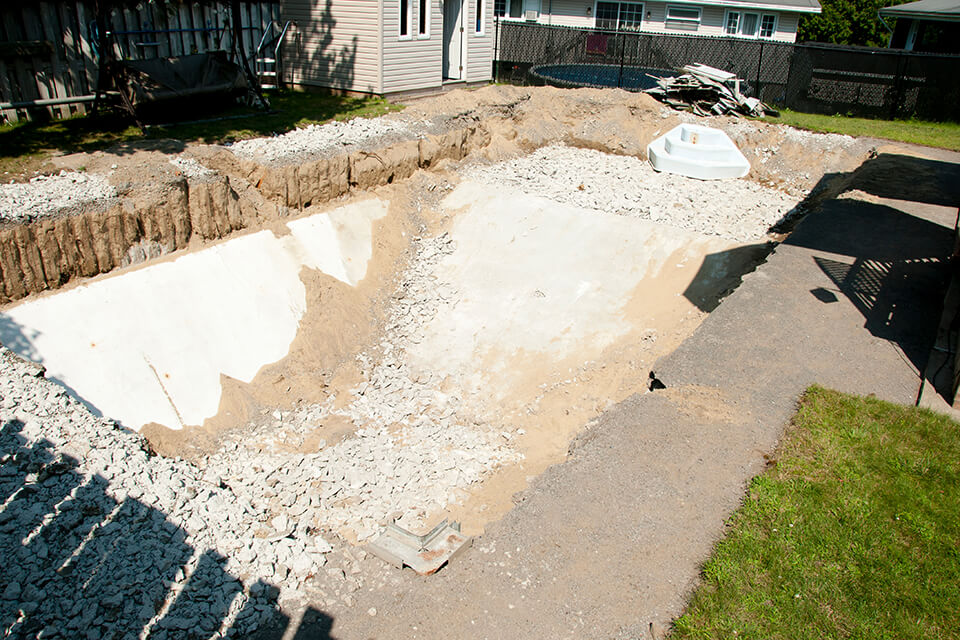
[382,0,445,93]
[500,1,803,42]
[542,0,592,26]
[465,0,495,81]
[774,12,799,42]
[640,3,801,42]
[280,0,381,93]
[639,3,724,36]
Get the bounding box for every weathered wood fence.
[0,0,279,124]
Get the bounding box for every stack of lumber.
[646,63,777,118]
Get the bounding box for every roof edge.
[666,0,822,14]
[878,7,960,21]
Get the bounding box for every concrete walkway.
[270,145,960,639]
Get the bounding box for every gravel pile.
[723,118,856,150]
[0,171,116,224]
[203,232,520,547]
[229,117,412,165]
[170,156,217,180]
[465,145,799,242]
[0,231,520,635]
[0,347,300,638]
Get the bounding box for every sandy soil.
[0,86,887,633]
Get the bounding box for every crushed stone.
[464,145,798,242]
[229,117,412,165]
[170,156,217,180]
[0,170,116,223]
[0,347,312,637]
[203,232,521,544]
[0,232,521,637]
[721,117,857,150]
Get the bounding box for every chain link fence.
[493,20,960,121]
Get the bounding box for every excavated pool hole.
[0,141,801,553]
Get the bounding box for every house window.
[495,0,524,18]
[759,14,776,38]
[595,2,644,32]
[476,0,485,33]
[400,0,412,38]
[725,11,739,35]
[665,5,701,31]
[419,0,429,37]
[725,10,776,38]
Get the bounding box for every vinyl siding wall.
[280,0,496,94]
[280,0,381,93]
[382,0,443,93]
[542,0,588,26]
[501,1,804,42]
[466,0,494,81]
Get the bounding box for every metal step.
[258,70,277,77]
[256,57,276,64]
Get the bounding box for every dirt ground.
[1,85,907,638]
[258,139,960,640]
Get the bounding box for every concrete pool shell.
[0,87,873,552]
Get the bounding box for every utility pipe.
[0,94,100,110]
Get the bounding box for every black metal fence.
[493,20,960,121]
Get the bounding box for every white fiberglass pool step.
[647,123,750,180]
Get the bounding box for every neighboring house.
[494,0,821,43]
[880,0,960,54]
[279,0,494,96]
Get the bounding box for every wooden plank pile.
[645,63,777,118]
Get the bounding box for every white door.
[443,0,464,80]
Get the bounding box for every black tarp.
[117,51,247,108]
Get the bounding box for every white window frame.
[759,13,777,38]
[724,10,777,39]
[665,4,702,31]
[399,0,413,39]
[476,0,486,34]
[494,0,537,21]
[724,10,740,35]
[418,0,431,38]
[593,1,645,32]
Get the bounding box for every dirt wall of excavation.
[0,125,490,305]
[0,85,872,306]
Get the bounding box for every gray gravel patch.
[464,145,799,243]
[229,118,412,165]
[0,171,116,223]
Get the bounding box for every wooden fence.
[0,0,279,124]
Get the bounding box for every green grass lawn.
[0,90,402,177]
[673,385,960,639]
[765,110,960,152]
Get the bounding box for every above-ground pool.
[530,63,673,92]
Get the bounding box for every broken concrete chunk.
[366,519,472,575]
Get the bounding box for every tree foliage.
[797,0,906,47]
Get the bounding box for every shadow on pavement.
[786,153,958,392]
[683,151,958,394]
